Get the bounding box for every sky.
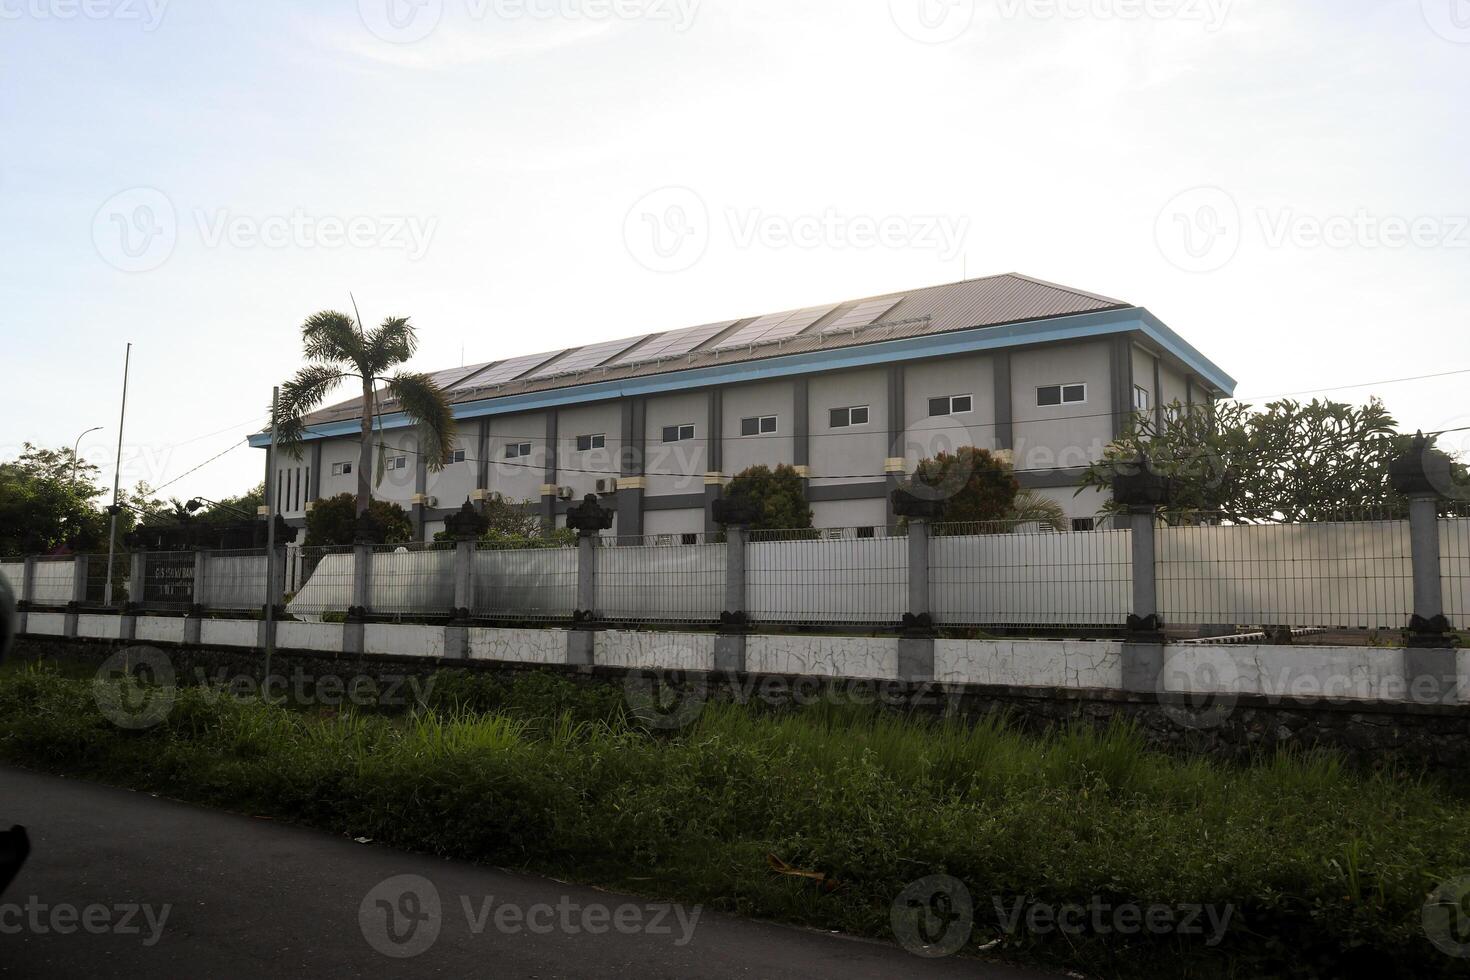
[1,0,1467,505]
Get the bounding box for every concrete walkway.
[0,767,1054,979]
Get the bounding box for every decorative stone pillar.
[64,555,89,639]
[443,500,487,661]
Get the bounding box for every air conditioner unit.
[595,478,616,495]
[557,486,575,501]
[425,496,438,509]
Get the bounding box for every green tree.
[431,495,575,548]
[271,310,456,516]
[191,483,267,526]
[1080,397,1445,524]
[724,464,813,531]
[0,444,112,556]
[304,493,413,546]
[905,447,1020,525]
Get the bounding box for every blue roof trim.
[249,307,1236,447]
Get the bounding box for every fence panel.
[598,535,725,623]
[1158,513,1413,629]
[1442,507,1470,630]
[30,557,74,607]
[472,544,577,621]
[200,550,274,611]
[746,528,907,625]
[286,546,355,620]
[139,551,196,611]
[368,543,455,616]
[930,522,1132,627]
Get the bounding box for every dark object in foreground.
[0,826,30,896]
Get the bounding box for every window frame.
[504,442,533,460]
[385,455,408,471]
[331,461,353,477]
[1133,384,1151,412]
[1036,383,1087,407]
[740,415,778,437]
[927,394,973,418]
[661,423,696,444]
[575,433,606,452]
[829,405,870,428]
[447,449,467,464]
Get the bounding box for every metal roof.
[297,273,1133,428]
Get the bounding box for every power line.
[148,439,248,495]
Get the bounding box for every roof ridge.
[1003,272,1129,307]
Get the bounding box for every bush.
[725,464,812,531]
[304,493,412,546]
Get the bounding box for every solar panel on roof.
[712,305,837,350]
[462,351,564,389]
[429,362,496,391]
[613,320,738,366]
[526,336,648,380]
[820,297,904,334]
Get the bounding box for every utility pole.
[103,345,131,606]
[263,386,280,691]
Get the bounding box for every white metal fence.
[471,544,578,621]
[930,521,1132,627]
[599,535,725,623]
[746,528,907,625]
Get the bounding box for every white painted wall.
[364,624,445,658]
[811,498,887,530]
[722,380,796,477]
[76,614,121,640]
[1011,340,1113,472]
[136,616,186,645]
[27,612,66,635]
[746,634,898,679]
[201,619,259,648]
[595,631,714,670]
[276,621,346,652]
[936,638,1123,688]
[643,508,706,537]
[645,390,707,497]
[808,367,888,491]
[468,627,567,664]
[488,412,549,505]
[903,353,998,463]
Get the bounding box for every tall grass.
[1,662,1466,978]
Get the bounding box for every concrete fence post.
[18,556,36,636]
[121,550,146,643]
[897,517,935,683]
[65,555,89,638]
[183,551,206,645]
[345,542,372,656]
[257,547,285,654]
[565,495,613,667]
[714,524,749,673]
[1111,459,1170,693]
[443,537,476,661]
[1390,435,1457,703]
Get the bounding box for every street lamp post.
[71,426,102,484]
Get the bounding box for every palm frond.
[1009,489,1069,532]
[301,311,365,368]
[272,364,350,460]
[385,372,457,472]
[365,316,417,372]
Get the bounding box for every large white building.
[251,274,1236,540]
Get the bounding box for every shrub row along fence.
[5,505,1469,637]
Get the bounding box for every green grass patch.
[1,661,1467,978]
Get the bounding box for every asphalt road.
[0,767,1054,979]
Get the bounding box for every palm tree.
[272,310,456,516]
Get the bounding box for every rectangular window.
[1037,383,1087,407]
[1072,517,1096,532]
[829,405,870,428]
[447,449,467,464]
[576,434,606,452]
[856,526,875,539]
[681,533,698,545]
[504,442,533,459]
[331,461,353,477]
[927,394,973,417]
[741,415,777,436]
[661,424,696,443]
[1133,385,1151,412]
[385,455,408,471]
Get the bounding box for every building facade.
[250,274,1236,540]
